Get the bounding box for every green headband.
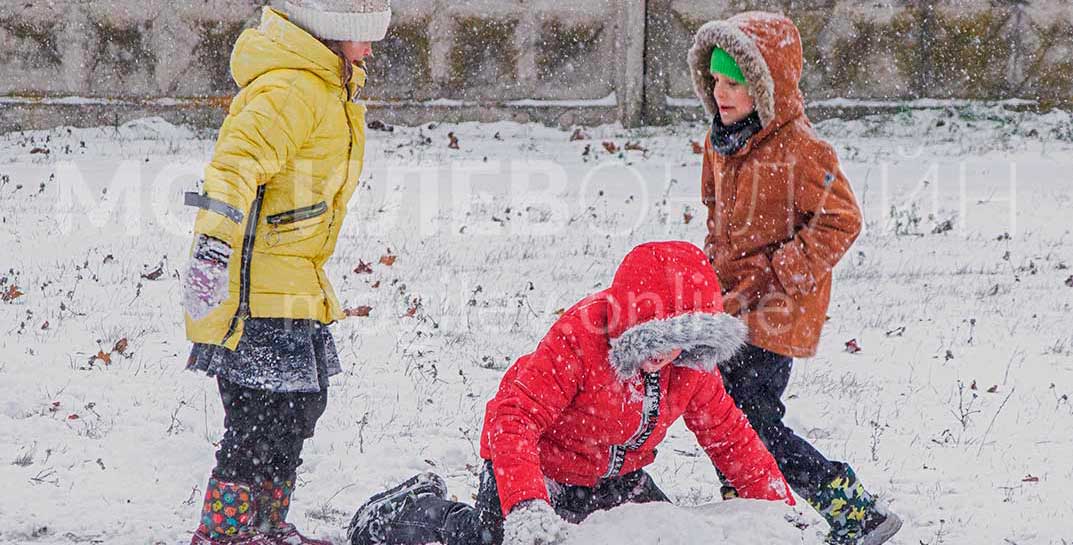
[710,47,746,84]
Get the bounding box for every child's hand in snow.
[503,500,571,545]
[182,235,232,320]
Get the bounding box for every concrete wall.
[0,0,1070,130]
[649,0,1073,123]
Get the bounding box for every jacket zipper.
[221,185,266,345]
[722,159,741,248]
[603,371,662,479]
[265,201,328,225]
[311,104,355,316]
[322,108,354,250]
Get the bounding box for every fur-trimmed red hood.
[600,241,746,378]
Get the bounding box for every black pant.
[717,344,843,499]
[212,377,329,485]
[390,460,670,545]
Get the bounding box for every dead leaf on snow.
[845,339,862,354]
[141,265,164,281]
[344,306,373,318]
[405,298,421,318]
[2,284,24,302]
[353,260,374,274]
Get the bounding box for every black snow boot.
[347,473,448,545]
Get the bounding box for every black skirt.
[187,318,342,393]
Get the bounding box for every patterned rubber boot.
[806,467,903,545]
[346,473,449,545]
[190,478,272,544]
[257,478,333,545]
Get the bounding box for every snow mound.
[116,116,195,141]
[566,500,807,545]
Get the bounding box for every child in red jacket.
[346,241,793,545]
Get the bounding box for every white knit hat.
[283,0,392,42]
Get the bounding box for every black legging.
[717,344,844,499]
[387,460,670,545]
[212,377,328,485]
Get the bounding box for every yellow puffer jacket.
[184,7,366,349]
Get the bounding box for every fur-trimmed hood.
[601,241,747,379]
[688,11,805,132]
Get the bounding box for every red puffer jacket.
[479,241,793,515]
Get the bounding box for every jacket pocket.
[721,252,782,315]
[262,202,330,250]
[265,201,328,225]
[771,242,816,297]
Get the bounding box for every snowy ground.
[1,105,1072,544]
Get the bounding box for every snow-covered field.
[1,105,1072,544]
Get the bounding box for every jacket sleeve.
[486,322,585,515]
[770,142,862,297]
[192,73,321,249]
[683,373,794,504]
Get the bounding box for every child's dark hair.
[321,40,355,90]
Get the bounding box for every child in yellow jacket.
[181,2,390,543]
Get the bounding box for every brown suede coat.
[688,12,862,358]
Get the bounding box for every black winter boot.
[347,473,448,545]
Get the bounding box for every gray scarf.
[710,111,762,156]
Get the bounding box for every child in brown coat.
[689,11,901,545]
